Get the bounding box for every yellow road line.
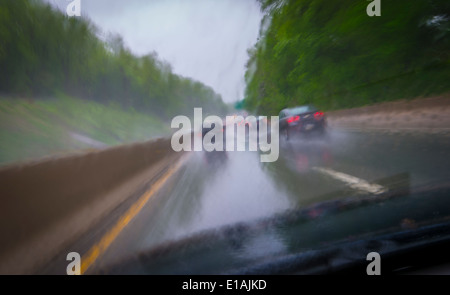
[80,161,183,274]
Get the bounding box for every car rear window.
[288,106,317,114]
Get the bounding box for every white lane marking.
[312,167,388,195]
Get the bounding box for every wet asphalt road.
[42,128,450,274]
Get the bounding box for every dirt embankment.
[327,94,450,133]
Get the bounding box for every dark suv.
[279,105,326,140]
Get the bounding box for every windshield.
[0,0,449,277]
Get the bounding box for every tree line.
[0,0,228,119]
[244,0,450,114]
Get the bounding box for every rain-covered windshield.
[0,0,449,277]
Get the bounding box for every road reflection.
[203,149,229,167]
[280,137,334,173]
[259,136,345,208]
[92,130,450,274]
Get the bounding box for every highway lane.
[41,128,450,274]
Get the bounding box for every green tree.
[245,0,450,114]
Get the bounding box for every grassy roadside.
[0,95,171,165]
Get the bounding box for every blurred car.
[279,105,326,140]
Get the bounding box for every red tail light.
[287,115,300,124]
[314,111,324,120]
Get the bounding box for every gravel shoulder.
[327,93,450,134]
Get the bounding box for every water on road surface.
[42,129,450,274]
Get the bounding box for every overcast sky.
[44,0,263,103]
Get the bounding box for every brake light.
[287,116,300,124]
[314,111,324,120]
